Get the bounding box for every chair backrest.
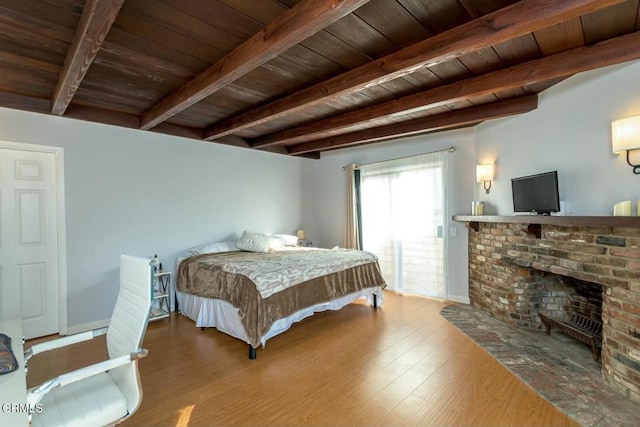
[106,254,153,416]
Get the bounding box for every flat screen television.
[511,171,560,215]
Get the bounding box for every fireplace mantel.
[453,215,640,238]
[453,214,640,227]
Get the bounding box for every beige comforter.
[177,248,386,348]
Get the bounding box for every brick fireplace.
[453,215,640,403]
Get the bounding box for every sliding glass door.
[359,151,447,298]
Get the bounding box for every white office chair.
[25,254,153,427]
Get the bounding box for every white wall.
[0,107,307,331]
[304,129,476,303]
[475,59,640,215]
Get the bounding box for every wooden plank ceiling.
[1,0,640,158]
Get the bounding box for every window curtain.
[343,163,359,249]
[359,151,448,297]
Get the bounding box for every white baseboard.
[446,294,470,304]
[65,319,110,335]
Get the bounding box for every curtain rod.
[343,146,455,170]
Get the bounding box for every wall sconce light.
[476,163,494,194]
[612,115,640,174]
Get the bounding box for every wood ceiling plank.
[0,17,70,57]
[232,72,301,98]
[427,59,474,84]
[353,0,432,47]
[458,0,518,18]
[98,41,196,81]
[51,0,124,115]
[533,18,585,55]
[0,64,57,98]
[399,68,443,91]
[251,30,640,147]
[261,58,320,85]
[398,0,472,34]
[120,0,246,52]
[80,63,176,103]
[581,0,639,43]
[102,27,210,78]
[0,51,61,75]
[322,11,399,57]
[297,30,374,69]
[0,1,80,42]
[0,91,51,114]
[287,95,538,155]
[165,0,266,40]
[275,45,345,81]
[457,47,505,75]
[491,34,543,67]
[92,53,188,88]
[217,0,287,25]
[113,11,228,64]
[241,66,310,95]
[140,0,372,130]
[205,0,624,141]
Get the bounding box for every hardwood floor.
[26,292,578,426]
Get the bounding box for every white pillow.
[236,231,271,253]
[188,240,238,256]
[271,234,299,246]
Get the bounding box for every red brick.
[583,263,612,276]
[623,302,640,316]
[600,276,630,289]
[609,316,640,334]
[611,248,640,259]
[568,252,595,263]
[607,288,640,304]
[613,227,640,238]
[555,241,580,251]
[595,255,628,267]
[613,268,640,280]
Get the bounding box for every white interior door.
[0,147,60,338]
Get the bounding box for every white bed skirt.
[176,287,384,348]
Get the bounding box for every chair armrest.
[24,327,108,362]
[27,348,148,408]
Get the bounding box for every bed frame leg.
[373,293,378,309]
[200,327,205,331]
[249,345,257,360]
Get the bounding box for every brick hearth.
[453,215,640,403]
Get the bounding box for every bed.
[175,235,386,359]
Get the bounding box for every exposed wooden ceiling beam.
[205,0,623,141]
[252,31,640,147]
[287,95,539,155]
[139,0,372,130]
[51,0,124,116]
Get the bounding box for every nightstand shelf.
[150,270,170,321]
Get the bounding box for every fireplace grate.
[539,312,602,362]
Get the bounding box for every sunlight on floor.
[176,405,194,427]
